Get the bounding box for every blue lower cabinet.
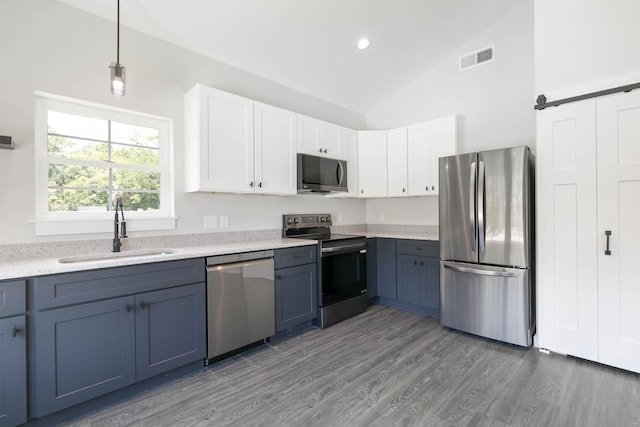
[32,296,137,418]
[0,316,27,427]
[376,239,397,299]
[395,254,440,315]
[135,283,206,381]
[275,263,317,332]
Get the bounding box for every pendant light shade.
[109,0,125,97]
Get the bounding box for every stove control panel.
[283,214,332,229]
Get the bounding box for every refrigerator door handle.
[442,262,521,278]
[478,160,486,253]
[470,161,477,252]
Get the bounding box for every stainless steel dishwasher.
[206,250,275,363]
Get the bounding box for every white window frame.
[33,92,175,236]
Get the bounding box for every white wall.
[0,0,366,244]
[363,0,535,226]
[534,0,640,98]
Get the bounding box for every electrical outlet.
[220,215,229,228]
[203,215,217,229]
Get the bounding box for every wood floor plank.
[52,305,640,427]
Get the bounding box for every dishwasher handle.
[206,249,274,267]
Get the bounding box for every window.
[35,93,175,235]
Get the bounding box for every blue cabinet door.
[0,316,26,427]
[275,263,317,332]
[32,296,136,418]
[376,239,397,299]
[135,283,206,381]
[419,257,440,313]
[366,238,378,298]
[396,254,421,304]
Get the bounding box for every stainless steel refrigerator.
[439,146,535,347]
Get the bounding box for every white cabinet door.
[536,100,599,361]
[296,115,344,159]
[428,115,458,195]
[596,91,640,373]
[341,128,359,197]
[358,131,387,198]
[184,85,254,193]
[254,102,297,195]
[407,122,430,196]
[324,123,344,159]
[387,127,408,197]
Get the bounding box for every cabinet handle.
[140,301,147,310]
[250,181,254,188]
[258,182,262,188]
[414,260,417,266]
[361,189,364,194]
[324,149,327,154]
[319,148,323,153]
[126,304,133,313]
[12,326,19,338]
[425,186,429,191]
[421,261,424,266]
[605,230,612,255]
[432,186,435,190]
[402,188,406,193]
[276,274,282,280]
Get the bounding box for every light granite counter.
[0,237,316,281]
[363,224,439,241]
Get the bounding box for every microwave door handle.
[337,161,345,186]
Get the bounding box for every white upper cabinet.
[254,102,297,195]
[407,121,430,196]
[428,115,459,195]
[387,127,408,197]
[358,131,388,198]
[297,114,344,159]
[185,85,254,193]
[184,85,296,195]
[328,128,359,198]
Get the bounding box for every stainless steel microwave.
[297,153,347,194]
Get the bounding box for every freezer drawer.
[440,261,533,347]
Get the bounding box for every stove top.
[282,214,364,242]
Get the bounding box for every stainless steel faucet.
[113,197,128,252]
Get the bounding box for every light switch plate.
[204,215,217,229]
[220,215,229,228]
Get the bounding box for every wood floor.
[56,305,640,427]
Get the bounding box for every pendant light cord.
[116,0,120,65]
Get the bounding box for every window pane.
[48,164,109,188]
[47,136,108,161]
[119,192,160,212]
[111,144,159,166]
[111,122,159,148]
[48,111,108,140]
[113,169,161,192]
[48,188,110,212]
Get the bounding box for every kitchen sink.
[58,249,176,264]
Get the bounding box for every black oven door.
[321,245,367,306]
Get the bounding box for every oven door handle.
[321,244,367,256]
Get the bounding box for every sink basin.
[58,249,176,264]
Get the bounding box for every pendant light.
[109,0,125,97]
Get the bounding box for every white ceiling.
[59,0,516,114]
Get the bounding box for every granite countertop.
[364,231,439,241]
[0,238,317,281]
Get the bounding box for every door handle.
[12,326,19,338]
[470,161,477,251]
[605,230,612,255]
[443,262,520,278]
[140,301,147,310]
[126,304,133,313]
[477,161,486,253]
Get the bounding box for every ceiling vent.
[459,45,494,71]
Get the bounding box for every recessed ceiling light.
[357,38,370,50]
